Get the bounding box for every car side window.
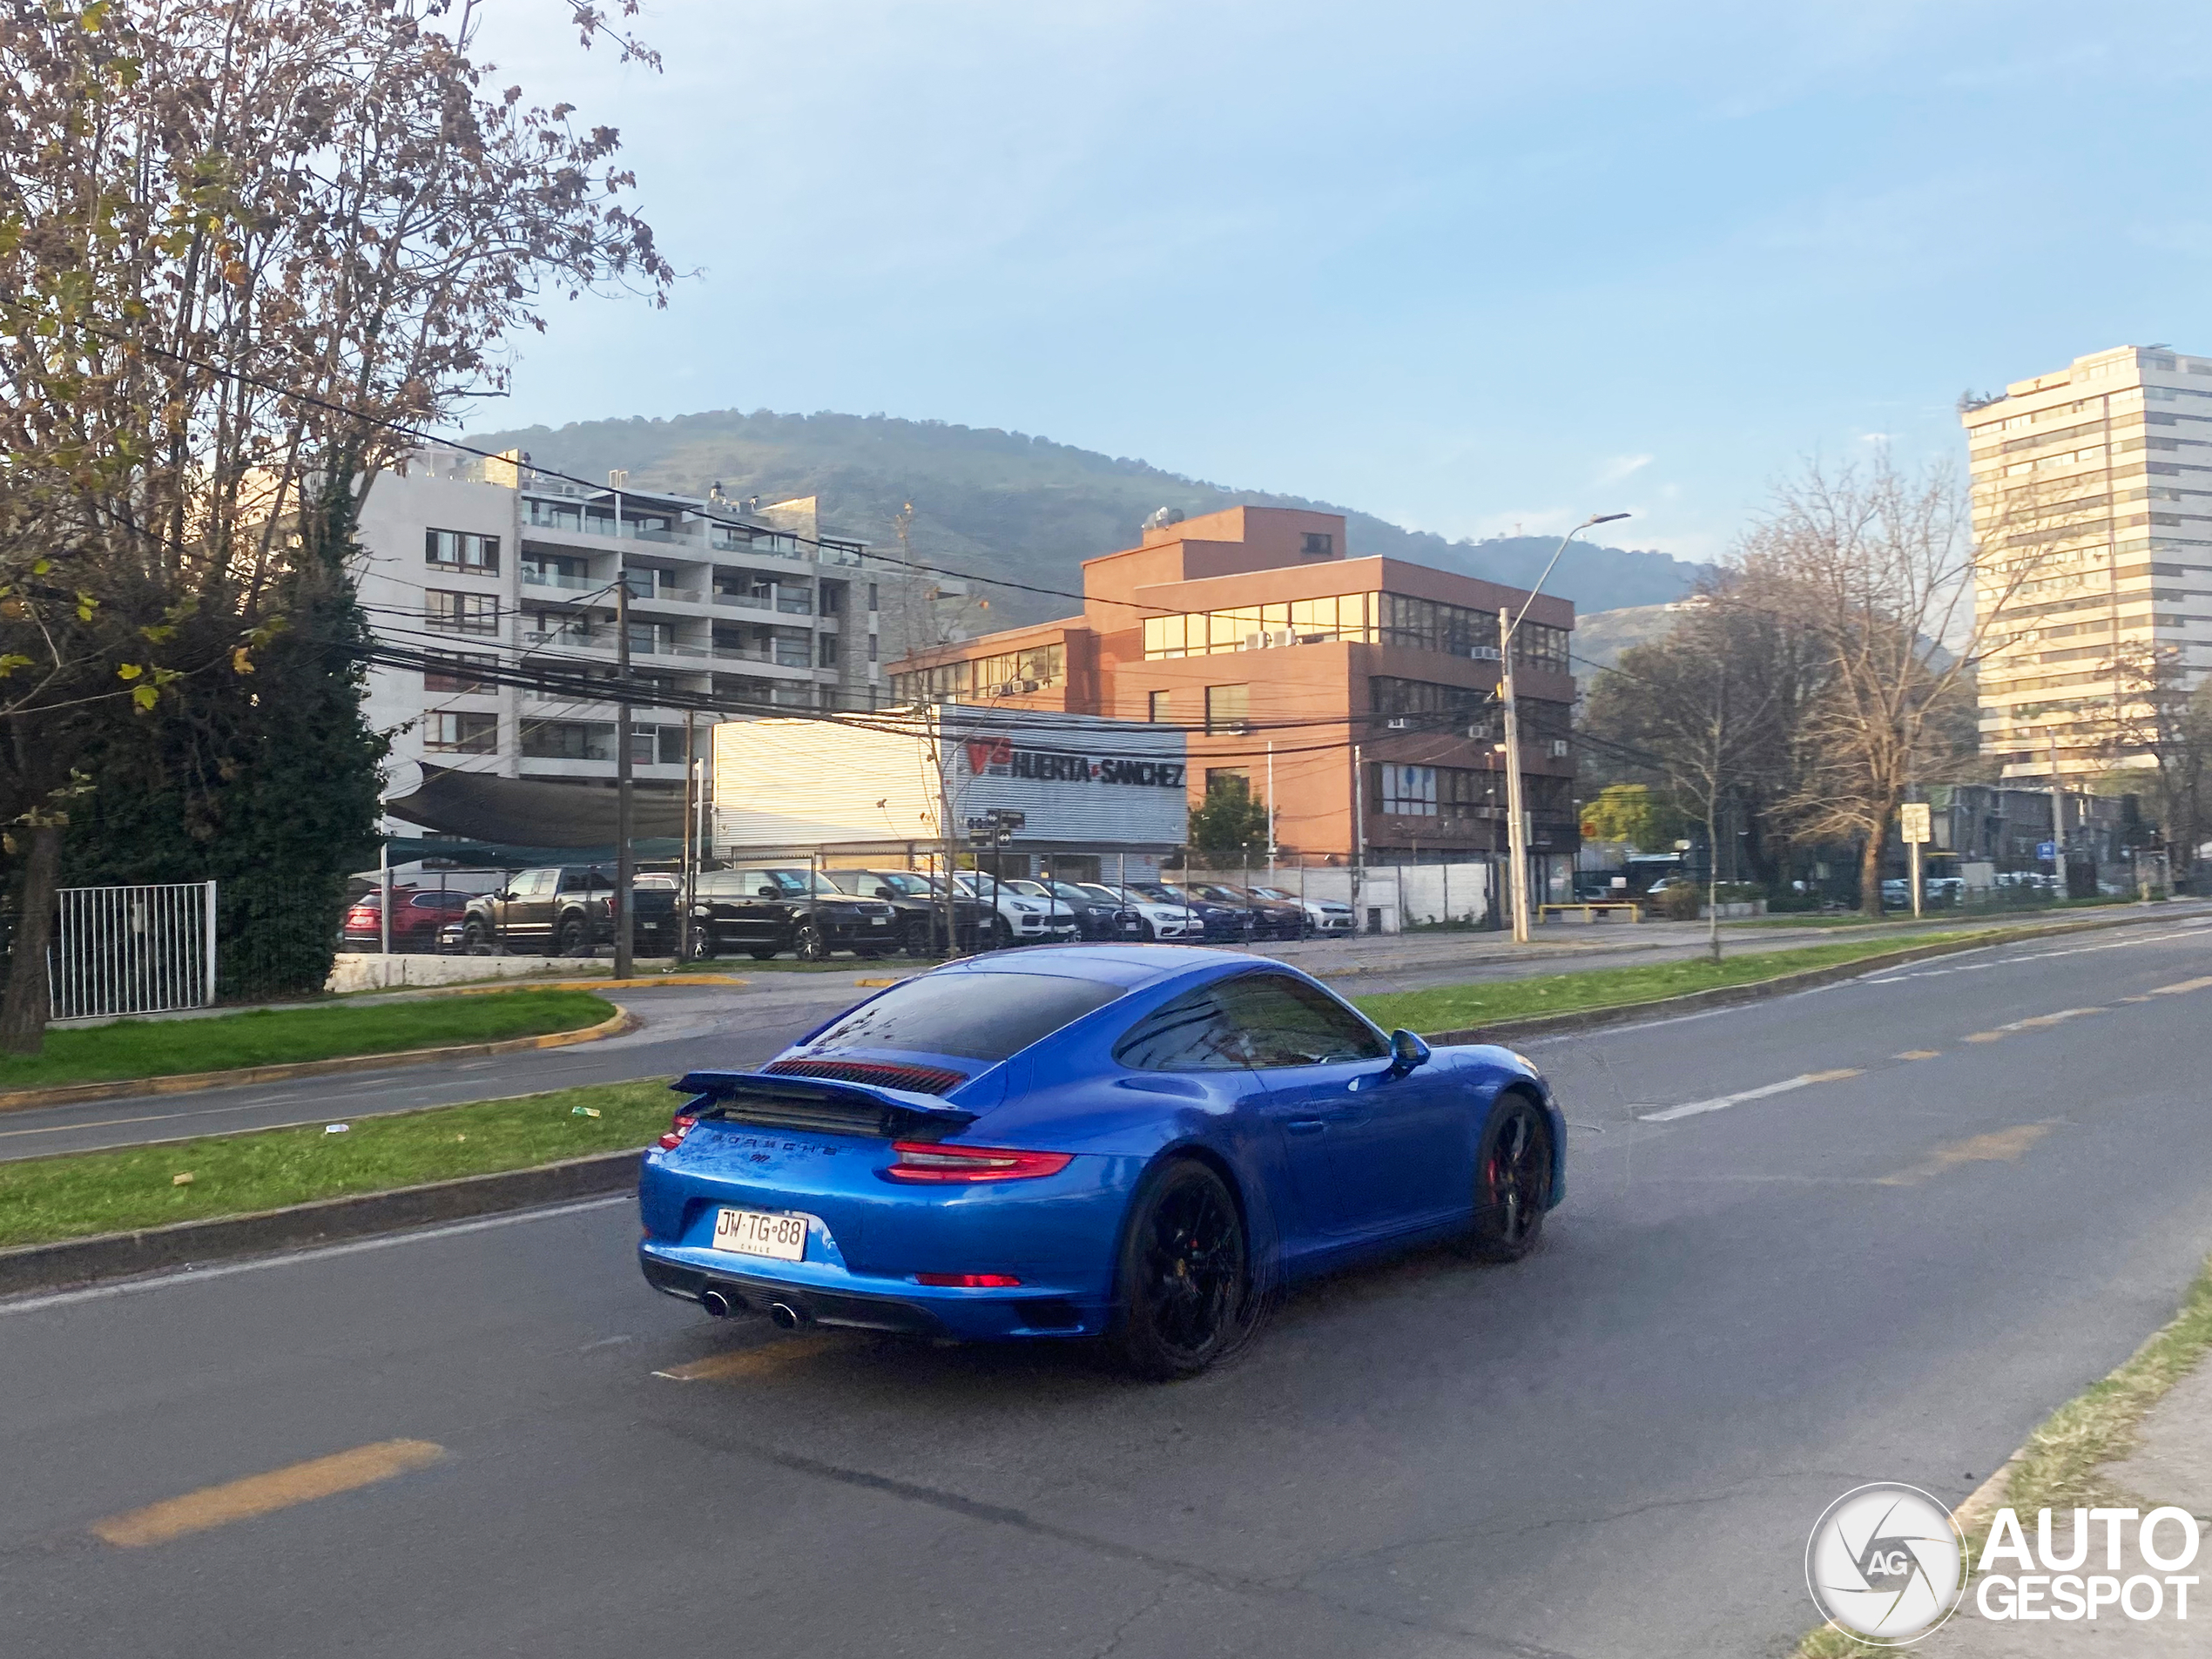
[1113,984,1255,1071]
[516,870,553,898]
[736,871,779,898]
[1212,973,1388,1068]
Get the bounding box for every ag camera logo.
[1805,1483,1966,1644]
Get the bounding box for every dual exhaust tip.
[699,1285,808,1330]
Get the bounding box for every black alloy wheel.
[689,932,717,961]
[462,921,492,957]
[988,916,1015,950]
[1463,1093,1552,1263]
[556,917,591,959]
[1112,1160,1248,1380]
[793,922,829,962]
[903,919,936,959]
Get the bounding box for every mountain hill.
[465,408,1709,629]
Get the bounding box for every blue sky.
[469,1,2212,562]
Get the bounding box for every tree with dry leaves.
[0,0,672,1048]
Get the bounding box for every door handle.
[1285,1118,1325,1135]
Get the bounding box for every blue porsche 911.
[638,944,1563,1379]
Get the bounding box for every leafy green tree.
[1188,776,1271,862]
[0,0,672,1046]
[1577,784,1686,852]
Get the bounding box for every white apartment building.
[1962,344,2212,781]
[354,448,942,841]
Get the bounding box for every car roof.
[927,942,1259,991]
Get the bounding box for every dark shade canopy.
[385,764,687,847]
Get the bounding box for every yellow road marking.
[655,1332,843,1383]
[1878,1123,2057,1187]
[90,1440,444,1548]
[2149,976,2212,995]
[1894,1049,1941,1061]
[1964,1007,2107,1042]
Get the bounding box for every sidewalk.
[1920,1356,2212,1655]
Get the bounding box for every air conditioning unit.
[1465,645,1502,660]
[1385,718,1411,730]
[1550,739,1570,758]
[1270,628,1296,648]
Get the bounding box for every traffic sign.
[2036,840,2057,861]
[1899,803,1931,845]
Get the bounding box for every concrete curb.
[0,1150,644,1298]
[0,1004,639,1116]
[1420,909,2191,1048]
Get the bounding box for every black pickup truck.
[453,867,680,958]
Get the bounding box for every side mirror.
[1389,1028,1431,1074]
[758,887,779,899]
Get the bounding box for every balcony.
[712,589,772,611]
[523,569,599,592]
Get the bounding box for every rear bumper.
[638,1242,1109,1339]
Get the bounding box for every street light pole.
[1500,511,1629,944]
[614,546,635,980]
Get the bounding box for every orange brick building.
[887,506,1578,886]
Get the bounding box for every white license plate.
[711,1206,810,1262]
[870,916,888,925]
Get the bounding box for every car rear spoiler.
[671,1069,979,1140]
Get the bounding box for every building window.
[521,719,613,761]
[1370,676,1489,726]
[820,583,846,617]
[773,628,813,668]
[867,632,879,663]
[657,726,687,765]
[1301,532,1333,557]
[1205,766,1250,794]
[423,711,498,753]
[426,529,499,572]
[1377,765,1438,816]
[527,610,592,647]
[819,633,840,668]
[423,653,498,695]
[427,590,500,635]
[1149,690,1172,723]
[890,642,1065,705]
[1510,620,1570,674]
[1379,593,1501,658]
[1204,684,1250,734]
[867,583,880,611]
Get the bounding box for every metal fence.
[48,880,218,1020]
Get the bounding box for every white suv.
[1248,884,1355,935]
[1083,882,1201,941]
[954,873,1079,945]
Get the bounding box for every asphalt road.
[3,903,2177,1163]
[9,913,2212,1656]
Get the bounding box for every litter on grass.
[571,1106,601,1118]
[324,1123,349,1134]
[171,1172,193,1186]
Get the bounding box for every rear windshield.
[801,971,1126,1062]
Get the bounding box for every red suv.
[341,888,476,952]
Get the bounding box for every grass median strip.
[1352,931,1986,1035]
[0,1079,673,1250]
[0,988,617,1090]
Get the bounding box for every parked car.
[341,887,475,952]
[820,868,1000,955]
[1079,882,1202,941]
[953,873,1079,946]
[1244,883,1355,936]
[1192,882,1309,940]
[639,946,1566,1377]
[454,867,679,957]
[1154,882,1258,942]
[691,868,900,961]
[1033,880,1144,941]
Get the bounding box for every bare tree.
[1737,458,2054,914]
[2094,643,2212,883]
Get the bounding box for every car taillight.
[657,1112,698,1151]
[885,1142,1073,1183]
[913,1272,1023,1287]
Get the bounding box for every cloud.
[1598,453,1655,484]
